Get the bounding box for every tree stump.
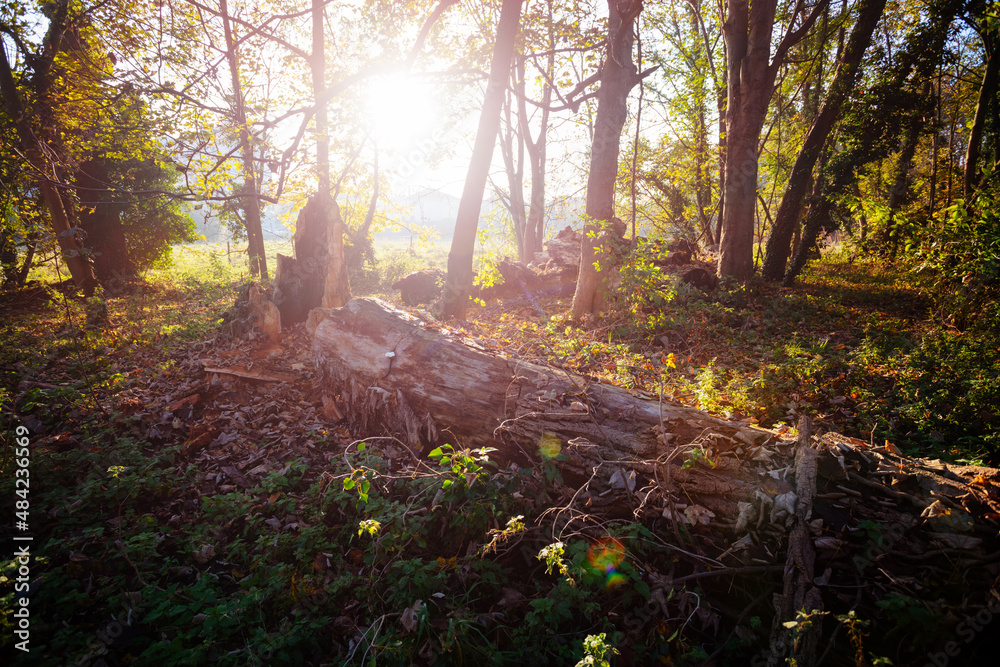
[392,268,445,306]
[221,282,281,343]
[272,193,334,326]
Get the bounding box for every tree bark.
[442,0,524,319]
[717,0,828,282]
[273,193,332,324]
[784,171,835,286]
[571,0,642,318]
[311,298,770,464]
[220,0,268,281]
[347,149,379,272]
[0,37,96,295]
[322,195,351,308]
[499,70,528,260]
[762,0,887,281]
[522,0,555,260]
[273,0,354,321]
[76,158,138,288]
[963,47,998,199]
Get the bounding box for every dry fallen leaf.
[192,544,215,565]
[400,599,423,634]
[684,504,716,526]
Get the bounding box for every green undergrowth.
[1,381,740,665]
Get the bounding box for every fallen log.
[311,298,772,474]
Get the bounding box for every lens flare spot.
[587,537,626,572]
[538,432,561,459]
[605,572,628,590]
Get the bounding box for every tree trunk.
[76,158,138,288]
[1,228,18,287]
[499,70,528,260]
[273,0,354,321]
[0,38,96,295]
[784,172,834,286]
[522,0,555,260]
[717,0,828,282]
[442,0,524,319]
[881,79,934,257]
[312,0,349,308]
[963,48,998,199]
[716,48,727,247]
[273,193,331,324]
[221,0,268,281]
[571,0,642,318]
[311,298,770,464]
[347,149,379,272]
[762,0,887,281]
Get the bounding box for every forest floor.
[3,247,1000,666]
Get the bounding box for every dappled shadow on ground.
[796,260,932,320]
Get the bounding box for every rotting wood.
[311,297,773,470]
[220,282,281,343]
[769,416,823,666]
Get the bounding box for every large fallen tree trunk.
[311,298,772,467]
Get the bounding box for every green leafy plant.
[576,633,618,667]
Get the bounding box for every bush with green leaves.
[911,186,1000,330]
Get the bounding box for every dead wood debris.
[39,309,1000,665]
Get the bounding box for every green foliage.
[887,330,1000,462]
[576,633,618,667]
[616,238,679,313]
[694,360,722,412]
[912,187,1000,330]
[538,541,573,583]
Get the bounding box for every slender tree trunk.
[311,0,330,197]
[442,0,524,319]
[312,0,350,307]
[524,123,548,259]
[929,71,942,215]
[571,0,642,318]
[16,241,36,288]
[881,81,933,257]
[963,48,998,199]
[947,71,957,207]
[0,38,96,295]
[784,174,835,286]
[499,71,528,260]
[220,0,268,280]
[630,23,643,240]
[347,148,379,271]
[762,0,887,280]
[521,0,555,260]
[716,62,726,247]
[694,101,713,243]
